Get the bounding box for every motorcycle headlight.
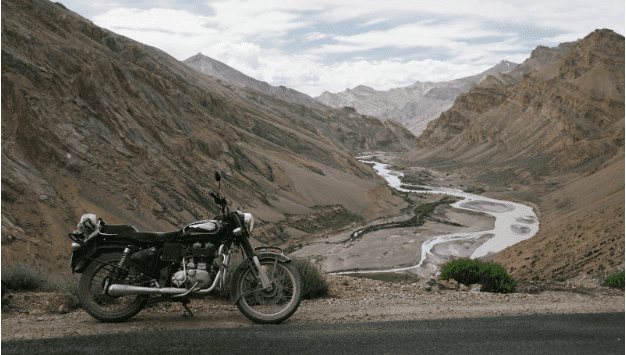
[243,213,254,232]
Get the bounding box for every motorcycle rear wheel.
[77,252,149,323]
[234,259,302,324]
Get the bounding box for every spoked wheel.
[234,259,301,324]
[77,252,149,323]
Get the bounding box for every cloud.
[358,18,388,28]
[92,8,220,59]
[199,44,497,96]
[202,41,264,71]
[93,8,215,34]
[83,0,624,97]
[303,32,333,41]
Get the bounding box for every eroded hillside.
[401,29,625,280]
[1,0,410,270]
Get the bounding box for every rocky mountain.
[182,54,418,156]
[1,0,412,270]
[402,29,625,281]
[183,53,326,109]
[315,60,518,135]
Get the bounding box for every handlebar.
[208,190,227,206]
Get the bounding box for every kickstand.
[181,299,194,317]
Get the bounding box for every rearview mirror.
[215,170,222,182]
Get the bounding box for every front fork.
[240,237,272,290]
[252,255,272,289]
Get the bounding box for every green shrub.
[291,258,328,299]
[602,270,625,289]
[440,258,517,293]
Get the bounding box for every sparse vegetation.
[350,196,458,240]
[291,258,329,299]
[350,272,419,283]
[2,261,81,308]
[599,269,625,289]
[286,205,363,234]
[440,258,517,293]
[400,185,428,191]
[2,261,49,292]
[463,186,486,195]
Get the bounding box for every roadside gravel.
[2,275,623,341]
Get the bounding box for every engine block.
[172,266,211,289]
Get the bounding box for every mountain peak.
[183,53,328,109]
[314,60,518,135]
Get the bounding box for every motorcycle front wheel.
[77,252,149,323]
[234,259,302,324]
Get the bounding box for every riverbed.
[292,156,539,279]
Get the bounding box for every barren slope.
[402,29,625,280]
[1,0,409,271]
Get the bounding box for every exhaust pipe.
[108,284,190,296]
[108,262,226,297]
[108,276,220,297]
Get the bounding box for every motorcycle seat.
[101,224,180,242]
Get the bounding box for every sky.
[61,0,624,97]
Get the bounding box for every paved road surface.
[3,312,624,355]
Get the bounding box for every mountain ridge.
[401,29,625,281]
[314,60,517,135]
[183,53,327,109]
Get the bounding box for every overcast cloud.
[61,0,624,96]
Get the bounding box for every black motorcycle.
[68,171,301,324]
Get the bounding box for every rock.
[458,283,469,291]
[469,284,482,293]
[58,304,70,314]
[440,279,459,290]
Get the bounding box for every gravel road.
[2,274,623,341]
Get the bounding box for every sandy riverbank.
[291,196,497,274]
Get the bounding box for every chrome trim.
[219,245,229,289]
[252,255,272,289]
[108,264,225,297]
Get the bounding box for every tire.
[234,259,302,324]
[77,252,149,323]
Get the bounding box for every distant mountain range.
[183,53,522,137]
[315,61,518,135]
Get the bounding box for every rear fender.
[229,252,291,303]
[72,243,128,273]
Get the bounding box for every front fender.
[229,252,291,303]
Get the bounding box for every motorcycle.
[67,170,302,324]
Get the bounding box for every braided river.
[337,156,540,278]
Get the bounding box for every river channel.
[293,155,540,279]
[343,156,540,278]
